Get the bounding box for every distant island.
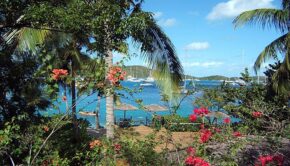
[124,65,266,82]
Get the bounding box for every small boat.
[127,76,142,82]
[144,76,155,83]
[79,111,96,116]
[235,79,247,86]
[140,82,154,87]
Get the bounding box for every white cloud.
[184,42,210,51]
[183,61,224,68]
[207,0,275,20]
[158,18,177,27]
[153,12,163,19]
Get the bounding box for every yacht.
[144,76,155,83]
[140,82,154,87]
[127,75,142,82]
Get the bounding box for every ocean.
[43,80,239,128]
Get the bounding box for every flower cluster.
[194,107,209,116]
[252,111,263,118]
[89,140,102,149]
[185,147,210,166]
[187,147,196,156]
[255,154,284,166]
[107,66,126,85]
[185,156,210,166]
[62,96,67,102]
[189,107,209,122]
[223,117,231,124]
[232,131,242,137]
[200,129,212,143]
[43,126,49,132]
[114,144,121,153]
[52,69,68,81]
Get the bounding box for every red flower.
[189,114,197,122]
[107,67,126,85]
[232,131,242,137]
[52,69,68,81]
[200,129,212,143]
[273,155,284,166]
[255,154,284,166]
[194,108,201,115]
[200,107,209,114]
[252,112,263,118]
[256,155,273,166]
[193,107,209,116]
[223,118,231,124]
[185,156,210,166]
[89,140,102,149]
[43,126,49,132]
[186,147,196,156]
[114,144,121,153]
[62,96,67,102]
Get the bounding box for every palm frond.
[233,9,288,33]
[272,59,290,95]
[131,16,183,100]
[3,28,51,53]
[282,0,290,10]
[254,34,287,72]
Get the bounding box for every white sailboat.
[140,70,154,86]
[126,67,142,82]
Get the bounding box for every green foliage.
[194,72,289,136]
[233,2,290,95]
[120,134,163,165]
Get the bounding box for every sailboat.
[127,67,142,82]
[140,70,155,86]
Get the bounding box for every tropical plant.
[233,0,290,95]
[95,0,183,138]
[1,0,183,139]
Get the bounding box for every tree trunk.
[95,93,101,129]
[71,60,79,140]
[105,50,114,138]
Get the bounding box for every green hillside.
[123,65,151,78]
[123,65,266,81]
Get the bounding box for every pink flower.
[232,131,242,137]
[186,147,195,156]
[273,155,284,166]
[256,155,273,166]
[52,69,68,81]
[185,156,210,166]
[255,154,284,166]
[193,108,201,115]
[200,129,212,143]
[252,112,263,118]
[223,118,231,124]
[189,114,197,122]
[193,107,209,116]
[107,66,126,85]
[62,96,67,102]
[114,144,121,153]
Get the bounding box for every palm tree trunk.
[95,93,101,129]
[71,60,79,140]
[105,50,114,138]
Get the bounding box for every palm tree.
[3,0,184,139]
[97,0,183,138]
[233,0,290,95]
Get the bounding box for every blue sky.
[114,0,283,77]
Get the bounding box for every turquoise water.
[43,80,240,128]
